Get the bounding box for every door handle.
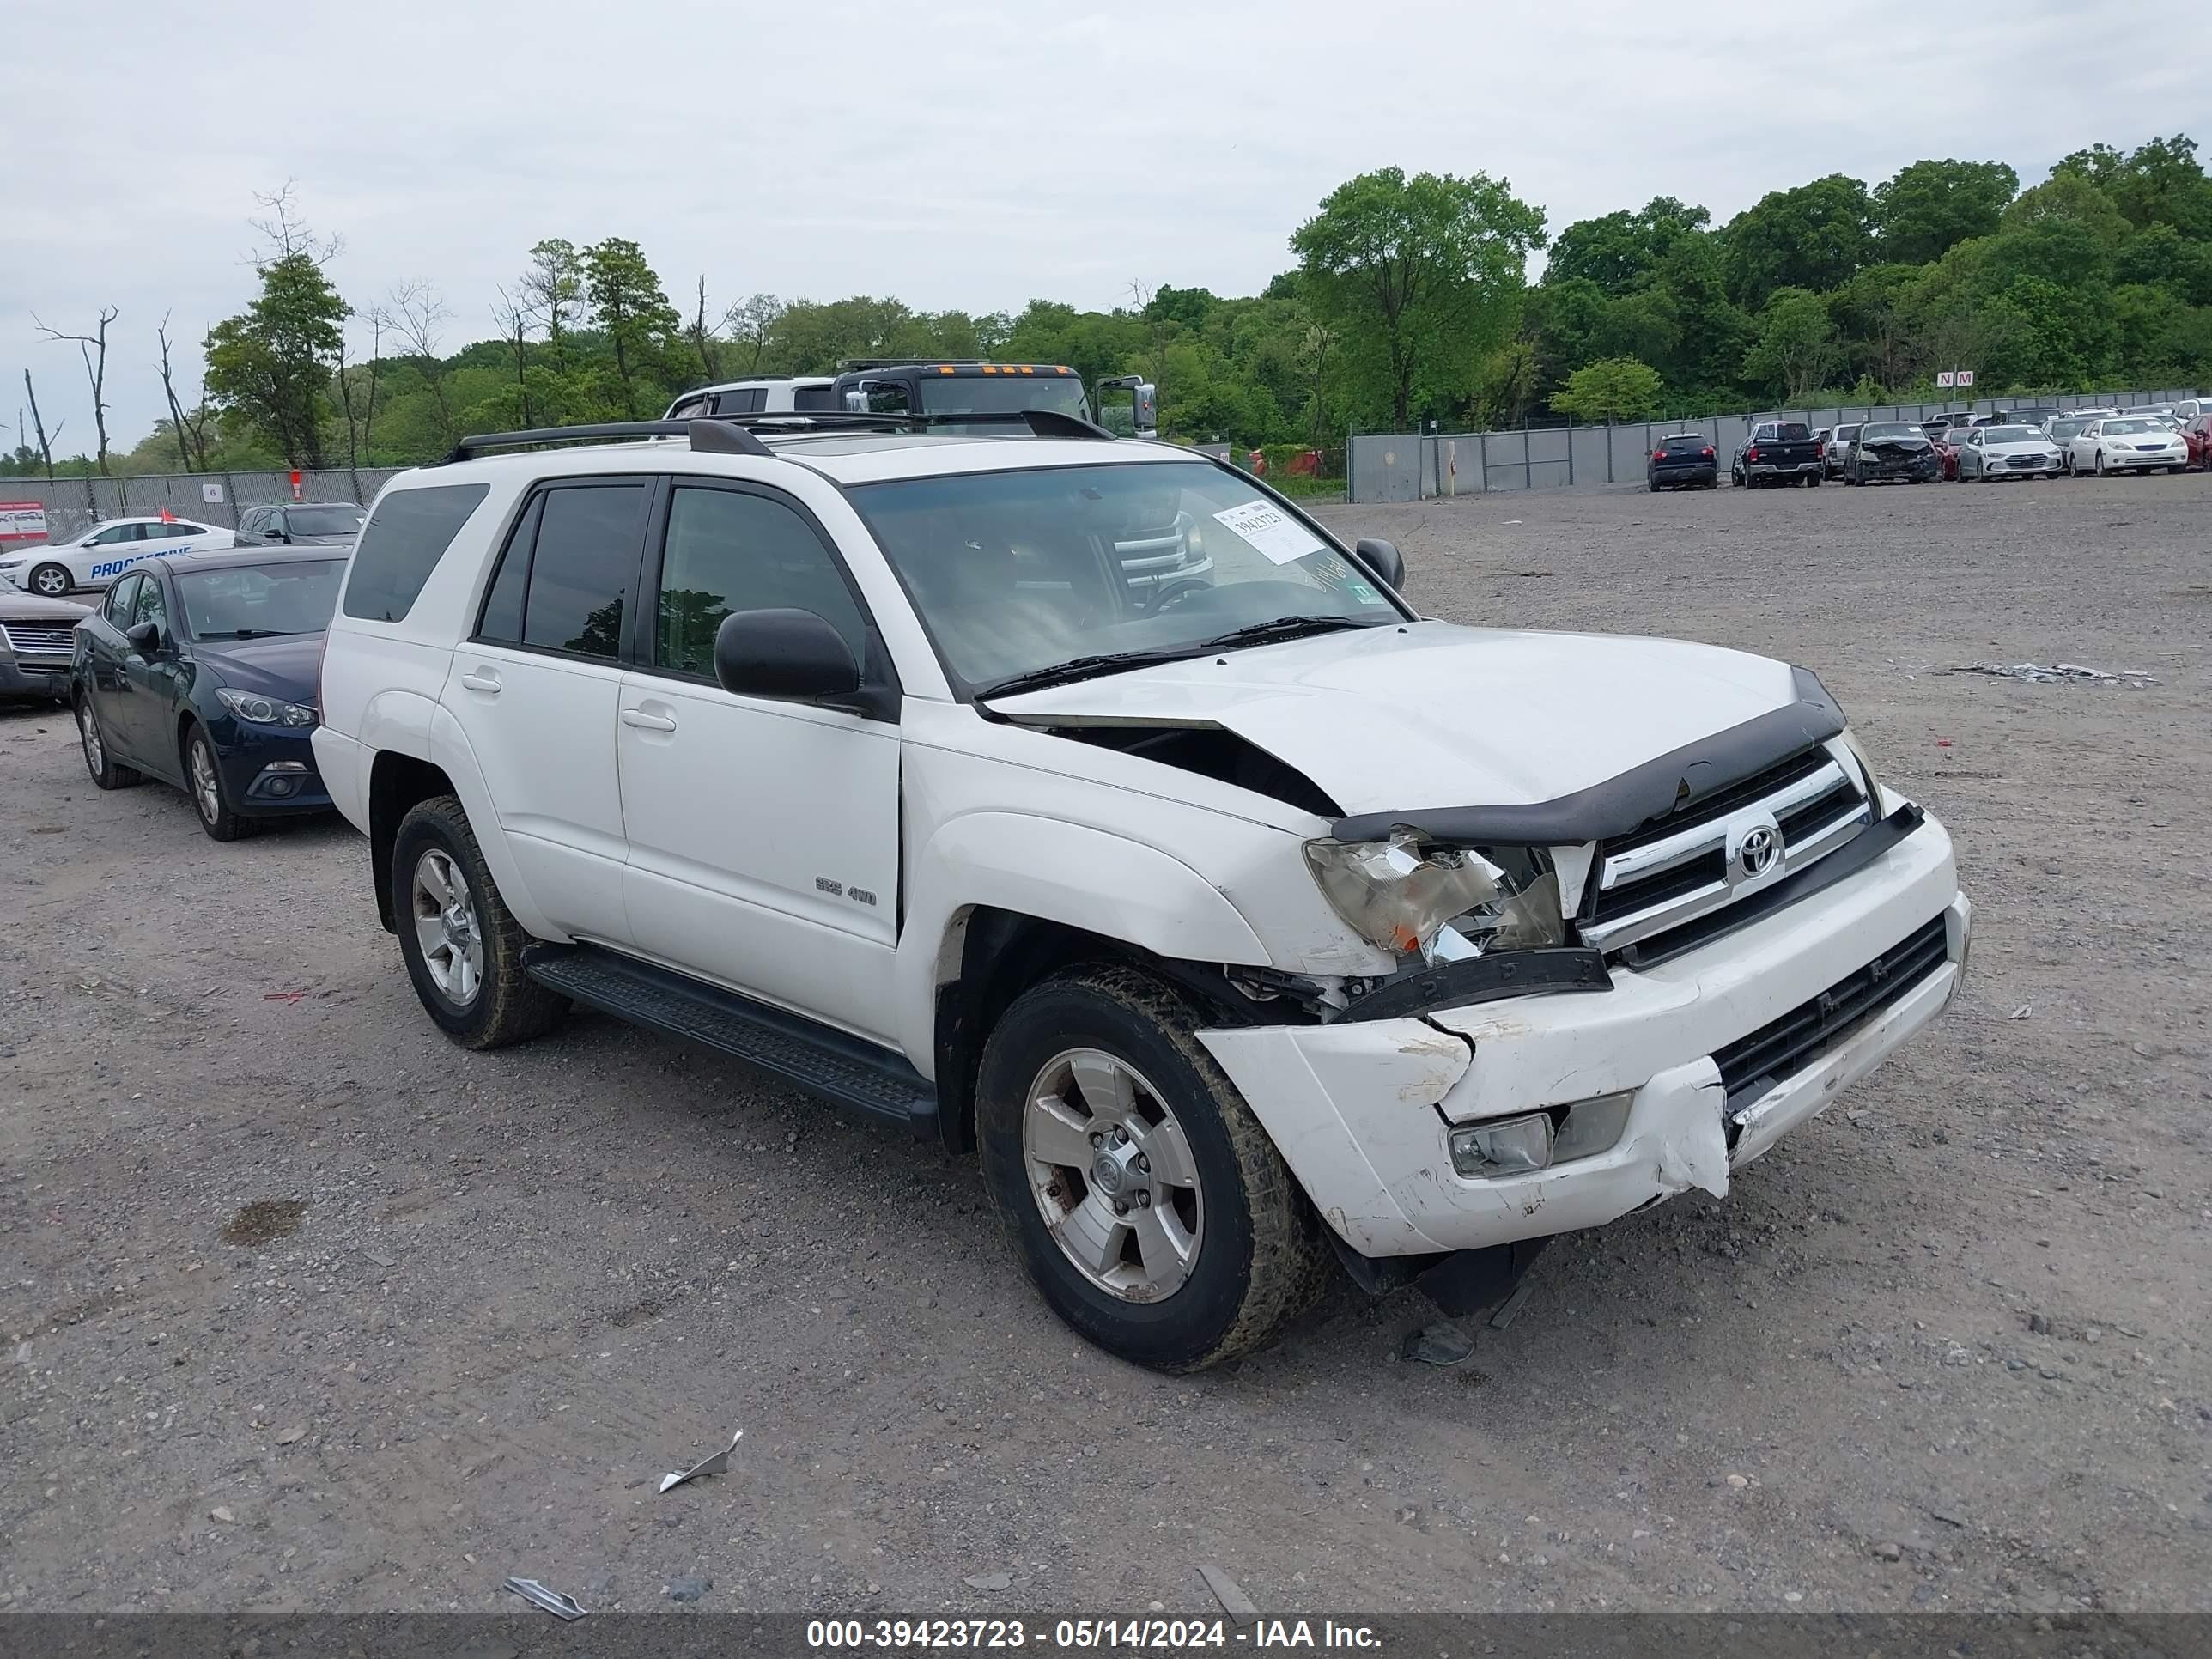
[459,669,501,694]
[621,708,678,732]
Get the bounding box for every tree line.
[8,134,2210,479]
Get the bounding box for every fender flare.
[894,812,1271,1070]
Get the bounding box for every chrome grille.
[0,621,76,659]
[1582,745,1872,955]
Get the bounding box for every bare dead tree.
[22,369,60,481]
[157,313,212,471]
[247,179,344,267]
[492,285,534,428]
[386,281,456,444]
[520,240,582,372]
[36,306,119,473]
[688,276,720,383]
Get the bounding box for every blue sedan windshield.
[176,560,345,641]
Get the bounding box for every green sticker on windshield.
[1346,581,1383,605]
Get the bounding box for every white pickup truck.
[311,412,1969,1370]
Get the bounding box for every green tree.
[2056,135,2212,237]
[1872,159,2017,264]
[1741,289,1839,401]
[580,237,681,416]
[203,252,349,467]
[1548,356,1662,422]
[2112,222,2212,304]
[1723,174,1874,307]
[1291,167,1547,429]
[1544,198,1709,295]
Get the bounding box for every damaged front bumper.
[1200,811,1966,1258]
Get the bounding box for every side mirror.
[1132,381,1158,434]
[714,608,860,702]
[1353,538,1405,590]
[125,620,162,654]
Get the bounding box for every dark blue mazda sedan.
[69,549,345,840]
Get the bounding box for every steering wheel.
[1144,578,1215,617]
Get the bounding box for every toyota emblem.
[1739,824,1783,878]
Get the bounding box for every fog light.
[265,776,297,797]
[1448,1113,1554,1178]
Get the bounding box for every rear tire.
[1807,473,1821,487]
[975,964,1332,1372]
[391,795,568,1049]
[76,696,140,789]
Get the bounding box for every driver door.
[118,573,188,773]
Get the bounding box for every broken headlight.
[1302,832,1564,965]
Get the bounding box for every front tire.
[76,696,140,789]
[28,563,70,599]
[391,795,568,1048]
[976,964,1330,1372]
[184,724,248,842]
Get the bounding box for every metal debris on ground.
[1400,1321,1477,1366]
[263,990,307,1003]
[658,1427,743,1493]
[963,1572,1013,1593]
[1488,1282,1536,1332]
[504,1577,586,1620]
[2011,1005,2033,1020]
[1948,662,2156,685]
[1197,1565,1261,1620]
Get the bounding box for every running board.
[522,944,938,1139]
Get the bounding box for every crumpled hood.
[195,633,324,702]
[991,620,1804,819]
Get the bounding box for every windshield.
[851,460,1404,696]
[1860,422,1917,440]
[917,377,1092,420]
[176,560,344,640]
[2103,418,2157,434]
[287,505,367,537]
[1983,426,2039,443]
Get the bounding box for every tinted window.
[793,384,838,413]
[131,573,167,633]
[862,381,913,415]
[521,483,645,659]
[89,524,142,546]
[1753,424,1776,441]
[716,387,766,415]
[1776,422,1811,441]
[161,521,202,538]
[655,486,866,678]
[104,574,139,623]
[474,495,539,645]
[342,483,492,623]
[286,505,367,537]
[669,396,708,418]
[1660,436,1706,453]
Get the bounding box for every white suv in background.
[665,376,837,418]
[313,411,1969,1371]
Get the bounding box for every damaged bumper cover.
[1200,811,1966,1257]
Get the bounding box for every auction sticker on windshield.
[1212,499,1323,565]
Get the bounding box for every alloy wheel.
[411,849,485,1006]
[78,704,104,777]
[189,739,222,825]
[1022,1048,1205,1301]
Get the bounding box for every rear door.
[616,477,901,1041]
[448,477,647,947]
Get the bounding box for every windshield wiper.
[975,648,1199,700]
[201,628,291,640]
[1201,615,1371,651]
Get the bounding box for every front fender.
[894,812,1271,1071]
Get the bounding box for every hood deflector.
[1328,666,1844,846]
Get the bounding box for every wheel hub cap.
[1023,1048,1202,1302]
[412,850,484,1006]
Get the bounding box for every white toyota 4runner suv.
[313,412,1969,1371]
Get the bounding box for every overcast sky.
[8,1,2206,452]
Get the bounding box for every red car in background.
[1921,425,1961,480]
[2183,414,2211,470]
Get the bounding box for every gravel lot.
[2,472,2207,1620]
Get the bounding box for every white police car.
[0,516,238,597]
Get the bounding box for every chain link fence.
[1348,387,2203,502]
[1,466,407,545]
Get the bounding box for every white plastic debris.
[659,1427,742,1493]
[1948,662,2155,685]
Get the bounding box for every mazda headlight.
[1303,832,1564,964]
[215,687,317,727]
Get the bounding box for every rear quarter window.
[341,483,493,623]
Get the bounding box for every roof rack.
[442,407,1115,465]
